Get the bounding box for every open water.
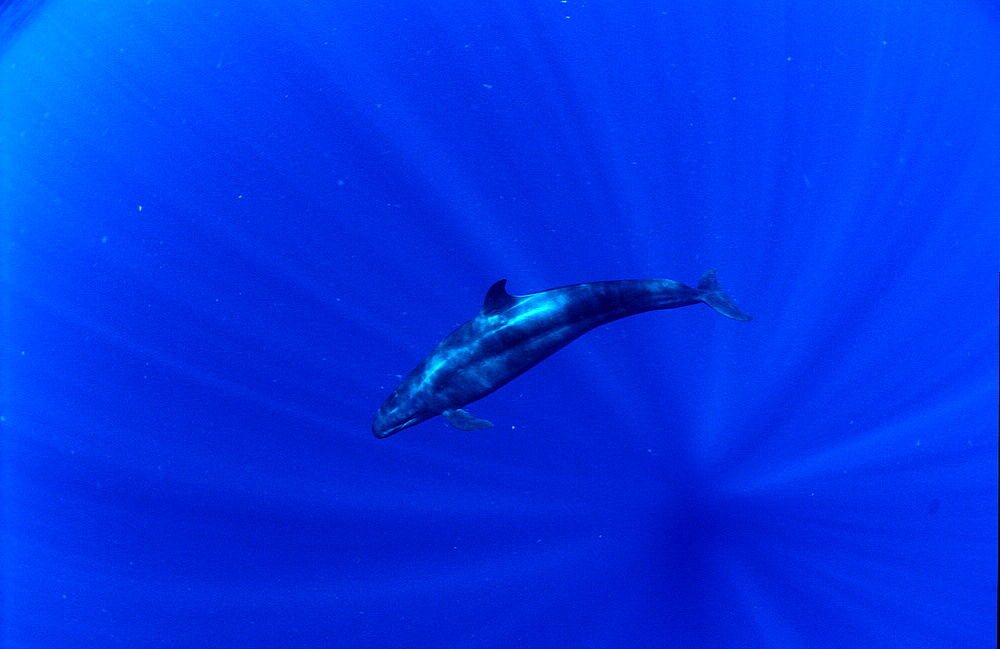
[2,1,997,647]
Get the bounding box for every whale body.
[372,269,750,438]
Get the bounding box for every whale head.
[371,391,434,438]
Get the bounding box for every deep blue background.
[2,1,997,647]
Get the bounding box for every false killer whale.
[372,269,750,438]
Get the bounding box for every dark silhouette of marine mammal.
[372,269,751,438]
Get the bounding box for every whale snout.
[372,400,430,438]
[372,415,416,439]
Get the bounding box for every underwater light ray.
[712,458,995,646]
[724,524,919,646]
[9,285,353,434]
[718,547,809,648]
[717,297,995,484]
[727,376,994,494]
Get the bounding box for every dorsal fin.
[482,279,517,315]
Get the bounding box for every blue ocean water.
[1,1,997,647]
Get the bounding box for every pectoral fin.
[443,408,494,431]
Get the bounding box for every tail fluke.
[697,269,752,321]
